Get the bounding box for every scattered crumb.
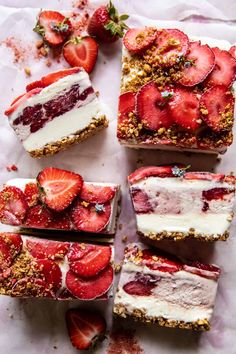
[45,59,52,67]
[9,313,14,319]
[95,91,99,97]
[73,0,88,10]
[122,235,127,243]
[230,171,234,175]
[216,157,221,162]
[53,346,57,350]
[136,158,143,164]
[108,327,144,354]
[1,37,31,64]
[35,40,44,49]
[118,223,123,230]
[114,263,122,273]
[24,67,31,76]
[6,164,18,172]
[39,46,48,57]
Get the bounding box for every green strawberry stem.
[104,1,129,38]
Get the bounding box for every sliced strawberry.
[32,259,62,291]
[37,167,83,212]
[80,184,116,204]
[130,188,153,214]
[1,233,23,259]
[24,205,52,228]
[66,264,113,300]
[49,211,72,230]
[200,85,234,132]
[118,92,136,124]
[123,27,157,54]
[229,45,236,60]
[41,67,81,87]
[179,41,215,87]
[24,183,39,207]
[68,243,112,278]
[123,280,155,296]
[202,188,234,201]
[11,277,54,298]
[71,201,111,233]
[0,186,27,226]
[136,81,173,130]
[153,28,189,67]
[66,309,106,350]
[5,88,42,116]
[0,237,12,272]
[128,165,180,184]
[168,88,201,131]
[26,239,70,260]
[34,10,72,46]
[26,80,44,92]
[184,171,225,182]
[141,249,182,272]
[183,261,220,280]
[205,47,236,87]
[63,36,98,74]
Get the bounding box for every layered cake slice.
[117,27,236,154]
[0,232,113,300]
[5,68,108,158]
[114,243,220,331]
[0,167,120,235]
[128,165,235,241]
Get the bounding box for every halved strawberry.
[184,171,225,182]
[65,264,113,300]
[123,27,157,54]
[118,92,136,124]
[153,28,189,67]
[49,211,72,230]
[24,205,53,228]
[168,88,201,131]
[11,277,54,298]
[71,201,111,233]
[200,85,234,132]
[68,243,112,278]
[136,81,173,130]
[66,309,106,350]
[1,233,23,259]
[32,259,62,291]
[26,80,44,92]
[183,261,220,280]
[37,167,83,212]
[24,183,39,207]
[141,249,182,272]
[63,36,98,74]
[0,237,12,272]
[128,165,179,184]
[26,239,70,260]
[130,188,153,214]
[0,186,28,226]
[41,67,81,87]
[123,280,155,296]
[205,47,236,87]
[179,41,215,87]
[229,45,236,60]
[80,184,116,204]
[34,10,72,46]
[5,88,42,116]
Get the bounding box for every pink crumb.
[1,37,31,64]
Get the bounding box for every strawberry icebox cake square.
[128,165,235,241]
[0,167,120,235]
[117,27,236,154]
[5,68,108,158]
[113,243,220,331]
[0,232,113,300]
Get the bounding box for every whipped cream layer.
[130,176,235,237]
[9,71,105,151]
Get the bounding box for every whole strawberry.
[87,1,129,43]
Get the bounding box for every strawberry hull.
[0,232,114,301]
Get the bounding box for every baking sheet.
[0,0,236,353]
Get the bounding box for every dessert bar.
[117,27,236,154]
[128,165,235,241]
[5,67,108,158]
[114,243,220,331]
[0,232,113,300]
[0,167,120,235]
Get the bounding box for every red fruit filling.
[130,188,153,214]
[123,274,158,296]
[202,188,234,201]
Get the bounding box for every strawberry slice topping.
[1,233,23,259]
[37,167,83,212]
[26,80,44,92]
[153,28,189,67]
[24,183,39,207]
[130,188,153,214]
[141,249,182,272]
[34,10,72,46]
[49,211,72,230]
[66,309,106,350]
[11,277,54,298]
[0,238,12,272]
[168,88,201,131]
[123,280,155,296]
[205,47,236,87]
[68,243,112,278]
[66,264,113,300]
[32,259,62,291]
[184,171,225,182]
[118,92,136,124]
[80,184,116,204]
[71,201,111,233]
[41,67,81,87]
[5,88,42,116]
[0,186,28,226]
[128,165,182,184]
[183,261,220,280]
[24,205,53,228]
[136,81,173,130]
[179,41,215,87]
[63,37,98,74]
[229,45,236,60]
[200,85,234,132]
[26,239,70,260]
[123,27,157,54]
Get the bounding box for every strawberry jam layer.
[12,85,94,135]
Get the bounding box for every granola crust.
[28,115,108,158]
[138,229,229,242]
[113,304,210,331]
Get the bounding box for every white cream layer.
[115,261,218,322]
[131,176,235,236]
